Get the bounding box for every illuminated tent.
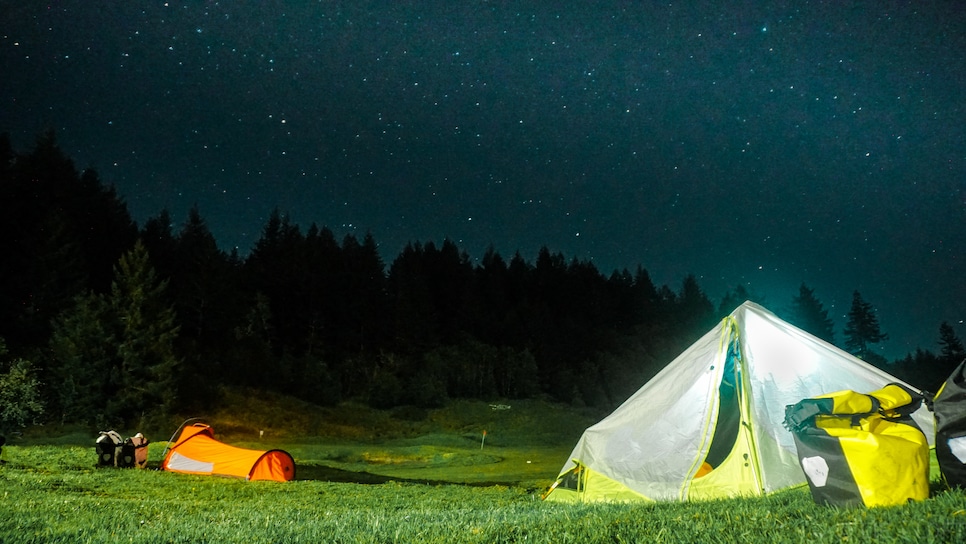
[544,301,934,503]
[162,423,295,482]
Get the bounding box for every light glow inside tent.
[544,301,934,503]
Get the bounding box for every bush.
[405,368,449,408]
[0,339,45,434]
[368,372,402,409]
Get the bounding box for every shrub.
[0,339,45,434]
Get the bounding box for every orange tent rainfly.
[161,423,295,481]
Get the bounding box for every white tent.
[544,301,934,502]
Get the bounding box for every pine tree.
[140,209,177,268]
[48,241,182,427]
[244,209,307,357]
[172,206,236,344]
[843,290,888,363]
[48,291,115,423]
[632,265,659,323]
[109,240,182,421]
[341,232,389,352]
[789,283,836,344]
[676,274,715,333]
[938,322,965,365]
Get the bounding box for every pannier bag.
[783,383,929,508]
[118,433,150,469]
[95,430,124,466]
[934,359,966,488]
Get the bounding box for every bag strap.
[784,383,923,431]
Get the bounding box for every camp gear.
[118,433,149,469]
[784,383,929,507]
[543,301,934,503]
[95,430,123,466]
[161,423,295,481]
[934,359,966,488]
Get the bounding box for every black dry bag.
[95,430,123,466]
[934,359,966,489]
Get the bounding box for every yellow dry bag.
[783,383,929,508]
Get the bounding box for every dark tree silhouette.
[338,232,389,355]
[388,242,444,352]
[788,283,836,344]
[108,241,183,422]
[244,208,308,360]
[675,274,716,336]
[48,241,181,427]
[141,210,178,274]
[8,130,957,418]
[301,223,342,357]
[48,290,115,424]
[474,245,511,346]
[938,322,965,365]
[843,291,888,364]
[893,323,965,393]
[0,131,137,352]
[171,206,237,342]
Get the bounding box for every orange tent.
[161,423,295,481]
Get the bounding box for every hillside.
[203,389,603,489]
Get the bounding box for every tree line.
[1,131,962,432]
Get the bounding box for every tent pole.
[159,417,205,466]
[735,339,766,495]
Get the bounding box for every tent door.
[702,335,743,471]
[689,334,764,500]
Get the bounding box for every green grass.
[2,444,965,543]
[2,394,965,542]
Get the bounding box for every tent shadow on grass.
[295,463,519,487]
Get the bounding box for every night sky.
[2,1,964,360]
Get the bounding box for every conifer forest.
[1,132,963,430]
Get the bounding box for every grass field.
[2,392,965,543]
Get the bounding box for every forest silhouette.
[1,131,962,429]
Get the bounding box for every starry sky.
[2,1,964,360]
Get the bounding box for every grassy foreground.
[2,393,965,543]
